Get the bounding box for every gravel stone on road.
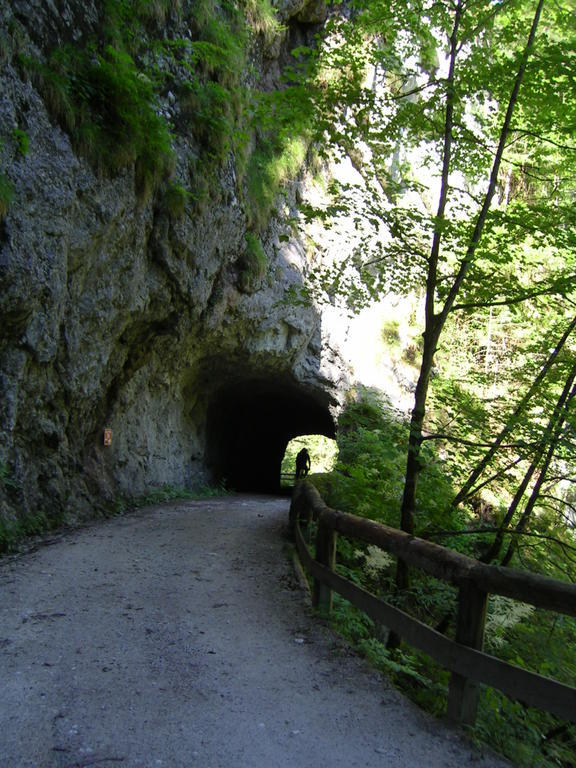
[0,495,512,768]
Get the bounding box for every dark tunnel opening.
[206,378,336,493]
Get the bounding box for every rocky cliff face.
[0,0,351,538]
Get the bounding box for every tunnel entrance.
[206,377,336,493]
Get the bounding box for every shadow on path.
[0,496,511,768]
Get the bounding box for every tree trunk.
[399,0,546,539]
[483,363,576,564]
[452,315,576,510]
[501,376,576,566]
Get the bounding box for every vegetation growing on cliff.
[18,1,244,198]
[0,171,12,219]
[13,0,309,221]
[237,231,268,292]
[23,44,175,196]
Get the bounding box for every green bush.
[131,482,229,507]
[244,0,283,43]
[0,461,18,490]
[23,44,174,196]
[162,182,189,217]
[12,128,29,157]
[0,172,13,218]
[381,318,401,347]
[0,509,63,553]
[193,15,245,86]
[314,387,576,768]
[245,133,308,231]
[237,231,267,292]
[0,18,26,63]
[179,78,235,161]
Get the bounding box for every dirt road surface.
[0,495,512,768]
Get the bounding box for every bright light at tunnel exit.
[281,435,338,481]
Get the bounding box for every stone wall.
[0,0,351,534]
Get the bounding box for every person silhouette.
[295,448,311,479]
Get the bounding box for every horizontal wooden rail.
[290,480,576,724]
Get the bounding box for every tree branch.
[509,127,576,153]
[428,527,576,557]
[451,314,576,509]
[451,284,564,312]
[437,0,546,328]
[421,433,533,450]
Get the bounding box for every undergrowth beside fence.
[305,390,576,768]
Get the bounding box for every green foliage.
[162,182,189,217]
[0,17,26,63]
[381,319,400,348]
[281,434,338,484]
[326,387,459,534]
[16,0,285,208]
[242,80,314,230]
[23,44,174,196]
[11,0,298,227]
[0,171,13,219]
[474,690,576,768]
[237,231,267,292]
[12,129,29,157]
[179,78,236,162]
[330,593,449,716]
[133,0,183,25]
[0,140,14,218]
[315,384,575,766]
[245,132,309,231]
[298,0,576,551]
[331,593,375,643]
[243,0,283,44]
[0,509,63,554]
[295,4,576,762]
[0,461,18,491]
[193,15,246,86]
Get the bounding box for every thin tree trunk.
[500,377,576,566]
[397,0,463,544]
[390,0,547,648]
[391,6,464,630]
[483,363,576,564]
[399,0,546,538]
[484,307,493,380]
[452,314,576,509]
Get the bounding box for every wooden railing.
[289,480,576,725]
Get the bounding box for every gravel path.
[0,495,512,768]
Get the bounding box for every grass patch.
[0,172,13,219]
[162,182,190,217]
[237,231,267,292]
[243,0,284,44]
[245,133,308,231]
[12,0,301,225]
[112,480,230,519]
[0,511,64,553]
[179,78,236,162]
[381,318,401,347]
[22,44,174,197]
[12,129,29,157]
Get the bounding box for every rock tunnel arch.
[205,376,336,493]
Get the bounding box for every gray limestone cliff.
[0,0,351,539]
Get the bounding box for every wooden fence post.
[447,580,488,725]
[312,519,337,613]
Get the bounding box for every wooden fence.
[289,480,576,725]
